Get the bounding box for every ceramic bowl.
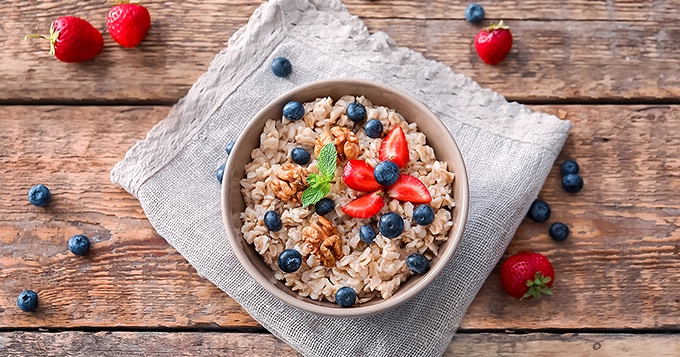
[222,78,469,317]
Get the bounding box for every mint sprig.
[301,143,337,207]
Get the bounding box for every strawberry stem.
[519,271,553,300]
[24,22,59,56]
[484,20,509,32]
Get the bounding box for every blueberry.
[28,184,51,207]
[346,102,367,122]
[315,198,335,216]
[527,199,551,223]
[549,222,570,242]
[264,210,282,232]
[413,205,435,226]
[364,119,383,138]
[406,253,430,274]
[216,164,225,184]
[379,212,404,238]
[465,3,485,23]
[373,161,400,186]
[68,234,91,256]
[277,249,302,273]
[359,225,376,244]
[560,159,579,176]
[291,147,311,165]
[562,173,584,193]
[283,101,305,121]
[226,140,235,155]
[335,286,356,308]
[271,57,292,78]
[17,290,38,312]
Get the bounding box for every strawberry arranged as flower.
[474,20,513,65]
[500,252,555,300]
[25,16,104,63]
[341,191,385,219]
[379,126,409,168]
[107,0,151,48]
[341,125,431,219]
[342,160,382,192]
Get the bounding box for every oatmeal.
[239,95,455,306]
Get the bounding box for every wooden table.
[2,1,679,355]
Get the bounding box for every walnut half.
[302,216,344,267]
[314,126,360,162]
[269,163,309,204]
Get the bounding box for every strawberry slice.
[342,160,382,192]
[379,126,409,168]
[386,174,432,204]
[342,191,385,219]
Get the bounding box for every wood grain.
[1,332,679,356]
[2,1,679,102]
[0,104,679,330]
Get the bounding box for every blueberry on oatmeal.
[413,204,435,225]
[271,57,292,78]
[278,249,302,273]
[28,184,51,207]
[264,210,282,232]
[315,198,335,216]
[379,212,404,238]
[374,161,400,186]
[291,147,311,165]
[346,102,367,122]
[364,119,383,138]
[283,101,305,121]
[406,253,430,274]
[335,286,356,308]
[359,225,376,244]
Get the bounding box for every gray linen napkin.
[111,0,572,356]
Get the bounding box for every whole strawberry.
[474,20,513,65]
[500,251,554,300]
[25,16,104,63]
[107,1,151,48]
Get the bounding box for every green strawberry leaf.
[317,142,337,179]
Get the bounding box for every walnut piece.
[302,216,344,267]
[314,126,360,161]
[269,163,309,204]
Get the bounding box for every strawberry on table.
[500,252,555,300]
[342,160,382,192]
[379,126,409,168]
[25,16,103,63]
[386,174,432,204]
[107,0,151,48]
[474,20,513,65]
[342,191,385,219]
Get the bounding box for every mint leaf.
[319,182,331,198]
[307,173,321,187]
[317,143,337,179]
[301,186,325,207]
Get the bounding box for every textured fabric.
[111,1,572,356]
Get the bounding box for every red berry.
[342,160,382,192]
[107,2,151,48]
[25,16,103,63]
[386,174,432,204]
[341,191,385,219]
[500,252,555,300]
[474,20,513,65]
[379,126,409,168]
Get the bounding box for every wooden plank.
[1,332,680,356]
[1,104,679,330]
[2,1,678,102]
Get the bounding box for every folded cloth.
[111,1,572,356]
